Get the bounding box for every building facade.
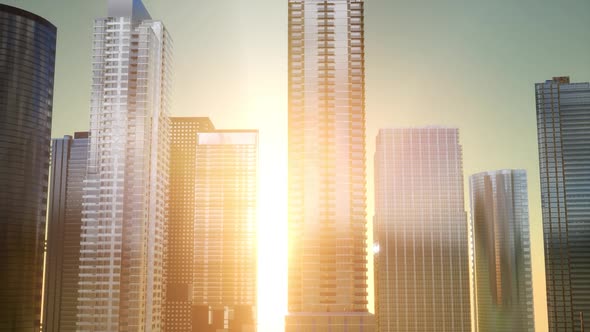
[287,1,374,330]
[77,0,171,330]
[193,130,258,332]
[373,128,471,332]
[536,76,590,331]
[469,170,535,332]
[43,133,90,332]
[0,5,57,331]
[166,123,258,332]
[165,117,215,330]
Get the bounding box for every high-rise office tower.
[469,170,535,332]
[167,121,258,332]
[287,0,374,331]
[193,130,258,332]
[165,117,215,330]
[536,76,590,331]
[44,133,90,332]
[373,128,471,332]
[0,5,56,331]
[77,0,171,330]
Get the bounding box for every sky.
[3,0,590,331]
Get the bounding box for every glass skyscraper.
[0,5,56,331]
[44,133,90,332]
[166,122,258,332]
[77,0,171,330]
[469,170,535,332]
[192,130,258,332]
[536,76,590,331]
[373,127,471,332]
[287,0,374,331]
[165,117,215,331]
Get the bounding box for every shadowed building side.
[536,77,590,331]
[43,133,90,332]
[469,170,535,332]
[165,117,214,331]
[0,5,56,331]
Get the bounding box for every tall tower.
[44,133,90,332]
[166,122,258,332]
[193,130,258,332]
[77,0,171,330]
[165,117,215,331]
[373,127,471,332]
[536,76,590,331]
[287,0,374,331]
[0,5,56,331]
[469,170,535,332]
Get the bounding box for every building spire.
[108,0,151,20]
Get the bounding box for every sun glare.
[245,95,288,331]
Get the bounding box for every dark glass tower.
[469,170,535,332]
[0,5,57,331]
[165,117,215,331]
[536,76,590,331]
[43,133,90,332]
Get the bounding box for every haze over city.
[1,0,590,331]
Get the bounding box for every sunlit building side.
[77,0,171,330]
[193,130,258,332]
[0,5,56,331]
[536,76,590,331]
[286,0,374,330]
[469,170,535,332]
[373,127,471,332]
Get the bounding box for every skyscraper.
[44,133,90,332]
[77,0,171,330]
[536,76,590,331]
[191,130,258,332]
[373,127,471,332]
[469,170,535,332]
[0,5,56,331]
[165,117,215,330]
[287,0,374,331]
[166,122,258,332]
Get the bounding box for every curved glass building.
[0,4,57,331]
[469,170,535,332]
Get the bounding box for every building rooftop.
[108,0,150,21]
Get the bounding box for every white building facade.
[77,1,171,330]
